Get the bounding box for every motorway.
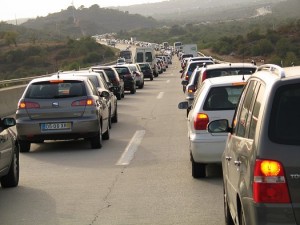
[0,55,224,225]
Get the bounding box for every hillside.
[113,0,292,21]
[21,5,159,39]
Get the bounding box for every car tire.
[19,140,31,153]
[0,144,19,188]
[150,76,153,81]
[121,90,125,98]
[102,123,110,140]
[191,156,206,178]
[111,106,118,123]
[130,86,136,94]
[108,110,112,129]
[117,92,122,100]
[139,81,144,89]
[90,126,103,149]
[224,186,234,225]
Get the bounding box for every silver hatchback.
[16,73,110,152]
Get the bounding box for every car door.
[0,124,13,173]
[223,80,260,219]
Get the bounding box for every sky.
[0,0,165,21]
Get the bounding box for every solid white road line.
[157,92,164,99]
[116,130,146,166]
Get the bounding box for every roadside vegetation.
[118,17,300,66]
[0,36,117,80]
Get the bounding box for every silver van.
[208,64,300,225]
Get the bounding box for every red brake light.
[71,98,94,106]
[253,159,290,203]
[18,101,40,109]
[202,71,207,82]
[187,85,195,93]
[194,113,209,130]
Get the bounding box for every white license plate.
[41,123,71,131]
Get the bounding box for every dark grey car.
[16,74,110,152]
[208,64,300,225]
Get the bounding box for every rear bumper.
[16,117,100,141]
[189,133,227,163]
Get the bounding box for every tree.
[4,31,18,47]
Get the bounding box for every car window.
[203,85,244,111]
[115,67,129,75]
[207,67,256,78]
[269,83,300,145]
[136,52,144,62]
[26,81,87,98]
[234,81,258,137]
[145,52,153,63]
[248,84,265,139]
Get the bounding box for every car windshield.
[203,85,245,110]
[269,83,300,145]
[206,67,256,78]
[25,81,86,99]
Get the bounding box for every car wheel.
[150,76,153,81]
[224,186,234,225]
[139,81,144,89]
[19,140,31,153]
[0,143,19,188]
[108,110,112,129]
[90,125,103,149]
[102,122,110,140]
[111,105,118,123]
[130,86,136,94]
[239,206,246,225]
[191,156,206,178]
[117,92,122,100]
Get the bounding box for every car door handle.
[225,156,232,161]
[234,160,242,166]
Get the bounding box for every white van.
[134,47,158,76]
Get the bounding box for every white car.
[178,75,250,178]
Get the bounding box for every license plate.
[41,123,71,131]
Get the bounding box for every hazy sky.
[1,0,165,21]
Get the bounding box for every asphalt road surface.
[0,56,225,225]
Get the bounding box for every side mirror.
[2,117,16,129]
[98,89,110,98]
[178,101,189,109]
[181,80,188,86]
[207,119,230,133]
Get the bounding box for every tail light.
[201,71,207,82]
[72,98,94,106]
[194,113,209,130]
[187,85,195,93]
[253,159,290,203]
[185,73,189,81]
[18,101,40,109]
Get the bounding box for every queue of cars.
[178,51,300,225]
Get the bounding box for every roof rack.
[257,64,286,78]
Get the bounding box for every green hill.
[21,5,159,39]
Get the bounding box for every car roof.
[253,65,300,80]
[30,73,90,83]
[204,74,251,86]
[203,62,257,70]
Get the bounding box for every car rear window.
[102,69,116,79]
[188,61,214,72]
[115,67,130,75]
[203,85,245,110]
[269,83,300,145]
[25,81,87,99]
[206,67,256,78]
